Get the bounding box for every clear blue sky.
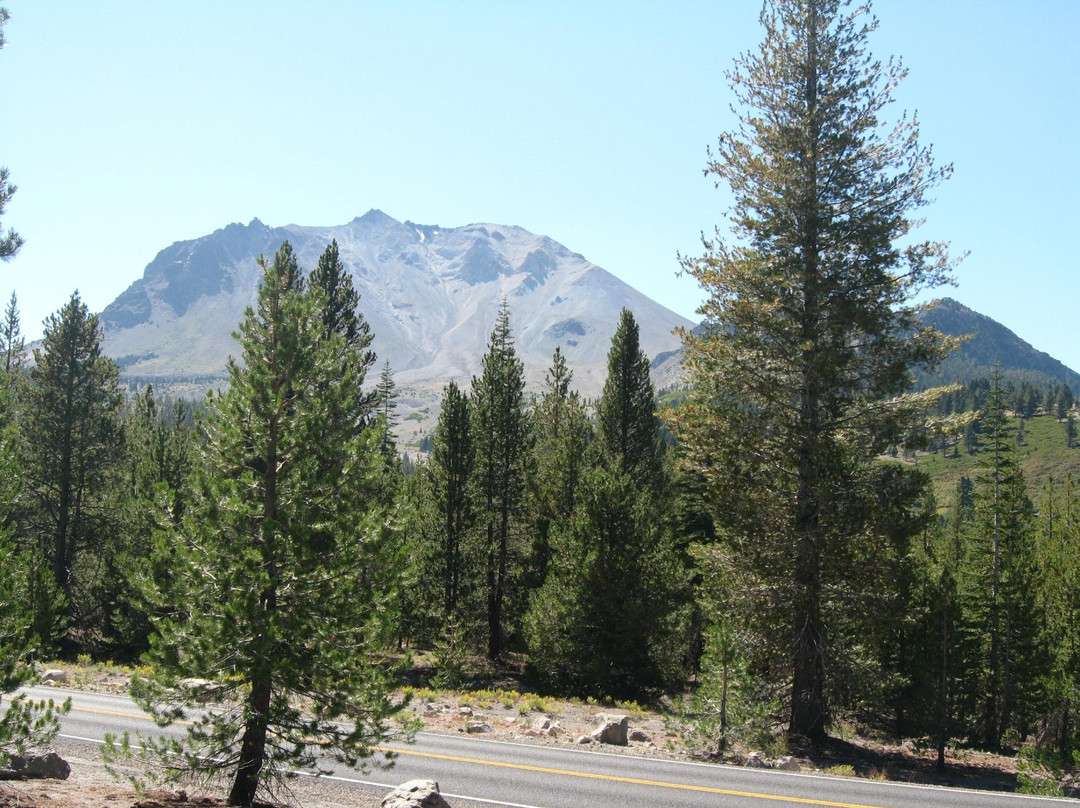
[2,2,1078,371]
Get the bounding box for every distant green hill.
[916,298,1080,394]
[896,412,1080,504]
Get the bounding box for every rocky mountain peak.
[99,215,694,408]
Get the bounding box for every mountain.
[917,298,1080,393]
[100,210,694,409]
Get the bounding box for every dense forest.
[3,0,1079,804]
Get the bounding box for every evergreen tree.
[309,239,373,359]
[422,380,477,626]
[1036,475,1080,764]
[676,0,953,738]
[525,334,687,698]
[523,463,688,698]
[471,301,529,660]
[0,9,21,262]
[1,331,67,763]
[596,309,665,495]
[309,239,377,426]
[374,360,399,464]
[1,291,24,375]
[20,292,125,652]
[109,387,194,659]
[960,369,1045,750]
[0,535,67,765]
[123,242,408,806]
[527,348,592,589]
[1055,385,1074,421]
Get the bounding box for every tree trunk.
[228,674,271,806]
[789,535,826,738]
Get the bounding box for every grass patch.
[897,413,1080,503]
[824,764,857,777]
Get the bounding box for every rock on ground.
[591,714,629,746]
[381,779,452,808]
[0,752,71,781]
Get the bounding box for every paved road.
[18,686,1074,808]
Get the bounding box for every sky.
[2,2,1078,370]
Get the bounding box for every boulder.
[382,779,452,808]
[591,714,629,746]
[745,751,769,768]
[40,669,68,684]
[775,756,801,771]
[465,722,493,734]
[531,717,559,737]
[575,735,594,744]
[0,752,71,780]
[629,729,651,742]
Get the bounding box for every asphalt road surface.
[18,686,1074,808]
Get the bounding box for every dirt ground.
[1,662,1036,808]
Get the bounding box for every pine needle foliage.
[471,300,530,661]
[119,242,410,806]
[676,0,954,738]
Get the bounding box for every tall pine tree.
[959,369,1045,751]
[20,292,124,652]
[676,0,953,738]
[525,327,687,698]
[471,301,529,660]
[596,309,666,496]
[527,347,592,589]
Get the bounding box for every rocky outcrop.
[382,779,452,808]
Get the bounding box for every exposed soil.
[2,661,1047,807]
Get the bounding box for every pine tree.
[1,291,24,375]
[1056,386,1074,421]
[309,240,372,358]
[0,9,22,262]
[0,536,67,765]
[527,348,592,589]
[1,328,67,763]
[523,463,688,697]
[374,360,399,464]
[676,0,953,738]
[109,386,194,659]
[124,242,408,806]
[596,309,665,495]
[416,381,478,639]
[1036,475,1080,764]
[20,292,124,652]
[525,334,687,698]
[960,369,1045,750]
[471,301,529,660]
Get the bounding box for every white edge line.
[59,735,546,808]
[409,732,1077,804]
[55,704,1074,805]
[285,767,550,808]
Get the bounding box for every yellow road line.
[62,702,195,727]
[376,746,889,808]
[48,701,889,808]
